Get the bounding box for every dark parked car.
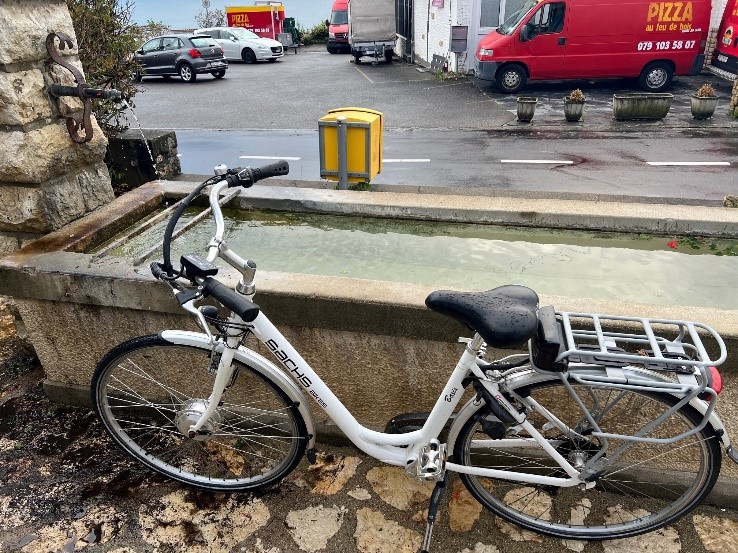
[134,34,228,83]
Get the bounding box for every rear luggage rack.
[556,312,727,371]
[528,311,728,446]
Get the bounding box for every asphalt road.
[173,128,737,202]
[127,45,738,202]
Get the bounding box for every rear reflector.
[701,366,723,401]
[189,48,202,58]
[710,366,723,395]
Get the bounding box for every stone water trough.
[0,179,736,459]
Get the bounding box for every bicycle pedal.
[407,440,447,481]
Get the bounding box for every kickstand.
[420,478,447,553]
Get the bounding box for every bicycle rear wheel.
[454,378,721,540]
[92,335,308,491]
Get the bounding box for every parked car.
[134,34,228,83]
[327,0,350,54]
[194,26,284,63]
[474,0,710,93]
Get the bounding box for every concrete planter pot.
[564,98,585,122]
[516,97,538,122]
[612,93,673,121]
[690,94,719,120]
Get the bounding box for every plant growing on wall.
[66,0,140,138]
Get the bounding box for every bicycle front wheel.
[92,335,308,492]
[454,378,722,540]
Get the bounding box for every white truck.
[348,0,396,65]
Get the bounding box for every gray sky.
[131,0,333,29]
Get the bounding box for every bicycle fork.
[187,333,241,438]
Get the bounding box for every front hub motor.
[175,399,222,440]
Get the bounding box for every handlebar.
[154,160,290,279]
[222,160,290,188]
[50,84,122,100]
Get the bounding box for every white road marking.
[501,159,574,164]
[383,158,431,163]
[239,156,302,161]
[646,161,730,166]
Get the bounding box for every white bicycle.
[91,161,737,550]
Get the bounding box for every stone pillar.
[704,27,718,69]
[730,77,738,117]
[0,0,115,257]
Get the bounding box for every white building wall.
[413,1,431,66]
[413,0,473,71]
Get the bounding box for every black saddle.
[425,285,539,348]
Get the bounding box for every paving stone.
[0,494,31,530]
[495,486,551,543]
[458,543,501,553]
[307,453,362,496]
[561,498,591,552]
[138,491,269,552]
[20,505,125,552]
[365,466,434,511]
[243,538,282,553]
[348,487,372,500]
[354,507,421,553]
[285,504,347,552]
[448,479,483,532]
[693,515,738,553]
[602,507,680,553]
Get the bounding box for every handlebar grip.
[202,277,261,322]
[50,84,122,100]
[237,160,290,187]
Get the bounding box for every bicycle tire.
[453,378,721,540]
[92,334,308,492]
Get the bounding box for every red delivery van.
[712,0,738,74]
[474,0,710,93]
[327,0,350,53]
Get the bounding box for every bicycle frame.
[191,310,587,488]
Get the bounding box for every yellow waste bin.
[319,108,383,183]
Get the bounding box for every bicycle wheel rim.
[93,336,307,491]
[455,380,721,539]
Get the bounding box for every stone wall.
[730,77,738,116]
[0,0,114,257]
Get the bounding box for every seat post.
[467,333,485,354]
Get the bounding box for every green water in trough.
[93,209,738,310]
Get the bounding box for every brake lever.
[180,297,215,344]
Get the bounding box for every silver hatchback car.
[195,27,284,63]
[134,34,228,83]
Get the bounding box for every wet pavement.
[2,298,738,553]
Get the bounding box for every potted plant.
[516,96,538,122]
[564,88,586,122]
[691,83,719,120]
